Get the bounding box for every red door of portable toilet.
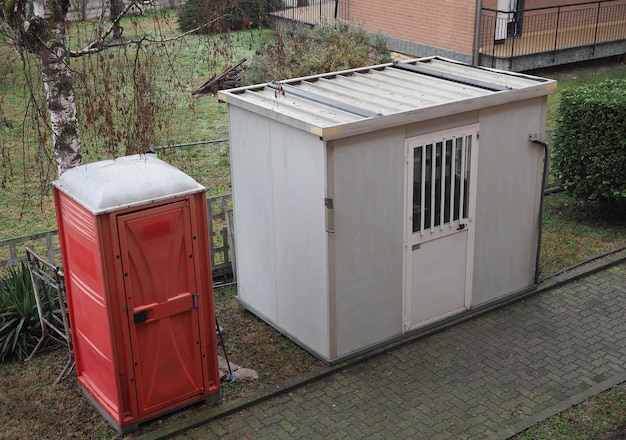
[53,154,220,434]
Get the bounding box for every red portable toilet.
[53,154,220,434]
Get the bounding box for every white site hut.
[218,57,556,363]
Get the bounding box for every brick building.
[325,0,626,70]
[69,0,626,71]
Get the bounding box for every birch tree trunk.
[1,0,82,175]
[30,0,83,175]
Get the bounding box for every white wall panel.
[471,98,546,304]
[229,107,278,321]
[332,128,405,357]
[270,123,330,357]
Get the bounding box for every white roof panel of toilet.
[53,154,205,215]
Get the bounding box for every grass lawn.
[512,381,626,440]
[540,191,626,277]
[0,12,274,240]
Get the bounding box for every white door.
[403,125,479,331]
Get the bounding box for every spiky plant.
[0,263,51,362]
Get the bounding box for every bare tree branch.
[69,0,143,57]
[70,14,224,58]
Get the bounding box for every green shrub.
[552,79,626,203]
[240,23,391,85]
[177,0,277,34]
[0,262,55,362]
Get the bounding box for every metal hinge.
[122,304,131,311]
[192,293,199,309]
[325,198,335,233]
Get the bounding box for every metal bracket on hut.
[192,59,247,97]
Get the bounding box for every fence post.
[553,6,562,61]
[221,197,237,283]
[592,2,602,55]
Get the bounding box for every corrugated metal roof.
[218,57,556,140]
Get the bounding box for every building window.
[412,132,473,235]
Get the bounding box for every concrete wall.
[482,40,626,71]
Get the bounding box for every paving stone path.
[149,258,626,440]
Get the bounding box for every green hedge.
[553,79,626,202]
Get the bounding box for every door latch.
[133,310,148,324]
[457,223,466,231]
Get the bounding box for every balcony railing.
[480,1,626,63]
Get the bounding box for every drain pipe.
[473,0,484,66]
[530,135,626,283]
[530,134,549,285]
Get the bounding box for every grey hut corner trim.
[391,61,512,92]
[408,56,551,84]
[267,81,379,118]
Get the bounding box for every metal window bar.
[430,143,436,232]
[449,140,457,226]
[458,138,467,223]
[414,136,471,235]
[440,141,447,231]
[465,136,473,219]
[420,145,426,235]
[25,247,74,384]
[414,134,473,236]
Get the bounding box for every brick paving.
[142,255,626,440]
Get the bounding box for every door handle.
[457,223,466,230]
[134,310,148,324]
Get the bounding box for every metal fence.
[0,231,61,270]
[0,129,559,280]
[480,0,626,59]
[268,0,346,26]
[0,194,234,282]
[68,0,347,26]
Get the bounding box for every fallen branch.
[192,58,247,96]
